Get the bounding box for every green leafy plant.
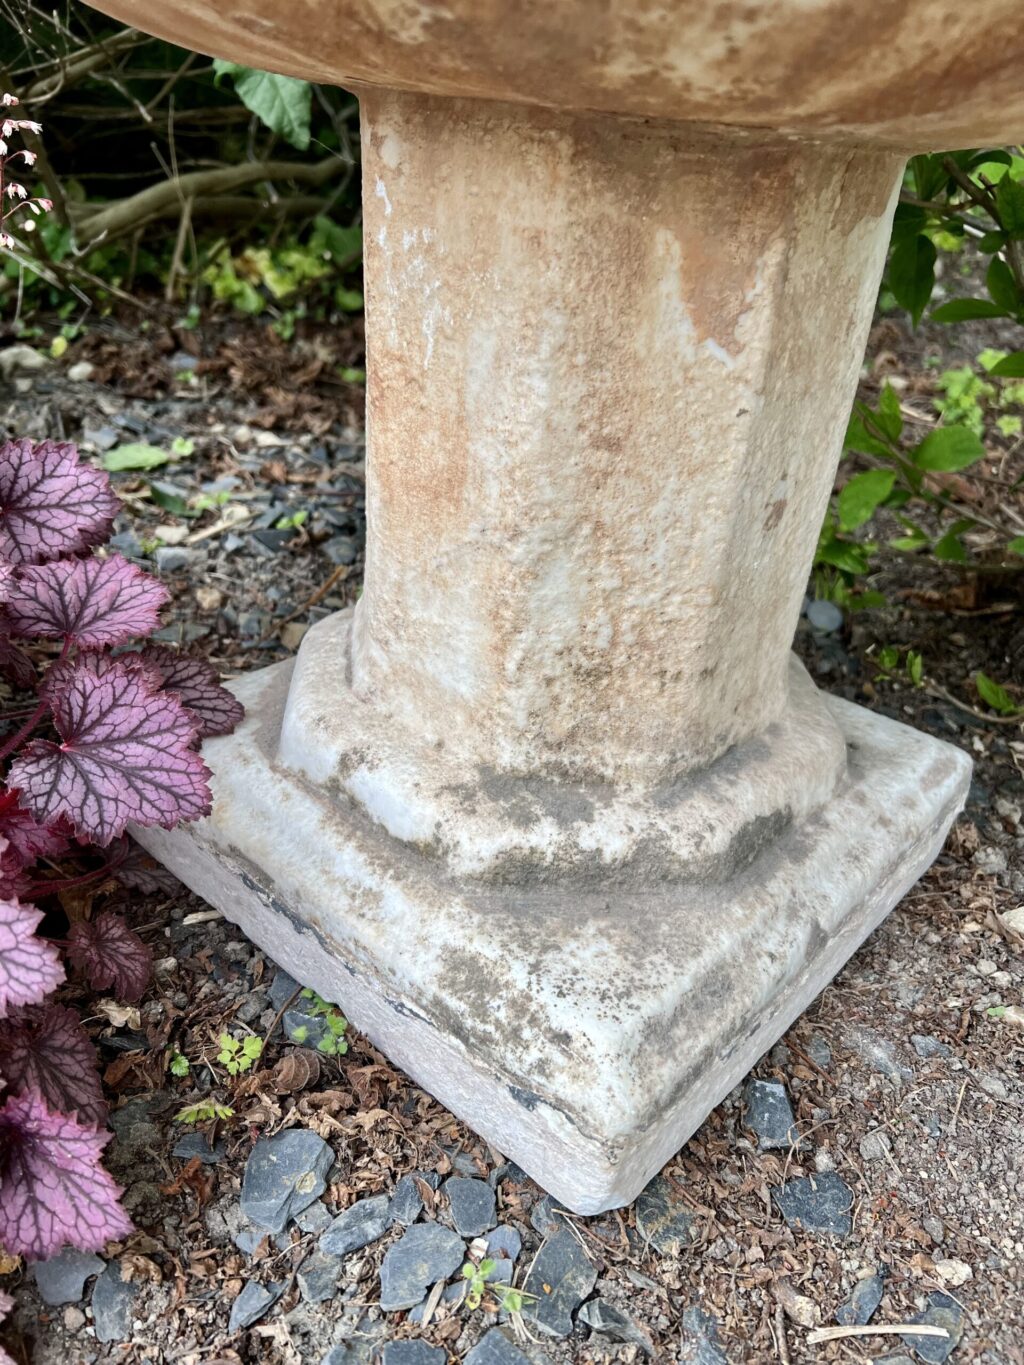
[874,646,924,687]
[298,988,349,1056]
[212,61,312,150]
[175,1101,235,1125]
[169,1049,191,1078]
[975,672,1022,716]
[815,378,1022,601]
[216,1031,263,1076]
[275,510,308,531]
[460,1260,534,1314]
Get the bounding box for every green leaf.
[912,426,985,472]
[906,651,923,686]
[888,234,936,326]
[844,414,893,458]
[149,485,198,518]
[996,175,1024,238]
[837,469,897,532]
[876,384,903,440]
[990,350,1024,377]
[1008,536,1024,556]
[171,436,195,457]
[930,298,1008,322]
[102,443,170,472]
[816,538,872,576]
[931,529,968,563]
[986,258,1020,314]
[212,60,312,150]
[976,672,1020,715]
[977,231,1007,253]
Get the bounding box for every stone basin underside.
[137,654,969,1213]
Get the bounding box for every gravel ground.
[0,306,1021,1365]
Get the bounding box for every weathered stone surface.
[483,1225,522,1266]
[521,1227,597,1337]
[444,1177,496,1237]
[298,1253,343,1304]
[379,1344,446,1365]
[379,1223,465,1312]
[743,1079,800,1150]
[912,1034,952,1059]
[388,1172,439,1227]
[579,1298,654,1353]
[464,1329,533,1365]
[135,687,969,1213]
[296,1200,333,1234]
[240,1129,333,1232]
[228,1279,284,1332]
[530,1195,569,1239]
[679,1306,728,1365]
[33,1249,104,1306]
[90,1263,137,1344]
[636,1175,695,1255]
[836,1267,886,1326]
[322,1195,391,1256]
[774,1172,853,1238]
[172,1133,226,1165]
[900,1292,965,1364]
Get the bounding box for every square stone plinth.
[138,662,970,1214]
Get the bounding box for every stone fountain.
[82,0,1017,1212]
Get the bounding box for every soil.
[0,300,1022,1365]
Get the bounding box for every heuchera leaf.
[0,621,35,692]
[139,645,244,738]
[107,837,180,894]
[6,554,168,647]
[66,913,151,1002]
[0,1089,132,1258]
[0,439,119,566]
[0,797,68,867]
[8,654,212,846]
[0,563,12,601]
[0,900,64,1018]
[0,1004,106,1126]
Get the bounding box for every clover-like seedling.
[217,1031,263,1076]
[175,1101,235,1125]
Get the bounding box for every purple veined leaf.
[0,561,12,601]
[0,899,64,1018]
[0,862,35,905]
[7,654,212,846]
[0,619,35,692]
[0,1003,106,1126]
[106,836,180,895]
[137,644,244,738]
[0,796,69,867]
[6,553,168,648]
[66,913,151,1003]
[0,1089,132,1259]
[0,439,120,566]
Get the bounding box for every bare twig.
[807,1324,949,1346]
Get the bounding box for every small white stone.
[934,1259,973,1287]
[68,360,95,382]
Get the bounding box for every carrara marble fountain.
[83,0,1023,1212]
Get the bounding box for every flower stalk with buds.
[0,93,52,250]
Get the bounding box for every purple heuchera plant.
[0,434,242,1261]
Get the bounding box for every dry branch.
[71,158,342,246]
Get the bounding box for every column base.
[138,658,970,1214]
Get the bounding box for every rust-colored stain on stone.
[86,0,1024,149]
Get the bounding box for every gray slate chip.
[744,1079,800,1150]
[172,1133,226,1165]
[296,1200,333,1234]
[483,1224,522,1266]
[379,1222,466,1312]
[636,1175,695,1255]
[900,1292,964,1364]
[270,969,302,1011]
[521,1227,597,1338]
[464,1330,532,1365]
[530,1194,569,1239]
[228,1279,284,1332]
[240,1128,333,1232]
[912,1034,952,1059]
[806,1034,832,1069]
[90,1263,137,1344]
[774,1172,853,1238]
[806,598,843,632]
[579,1298,654,1354]
[388,1174,425,1227]
[836,1267,886,1326]
[299,1253,343,1304]
[322,1194,391,1256]
[444,1176,496,1237]
[379,1342,447,1365]
[33,1249,104,1306]
[679,1305,728,1365]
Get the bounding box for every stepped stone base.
[138,658,969,1214]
